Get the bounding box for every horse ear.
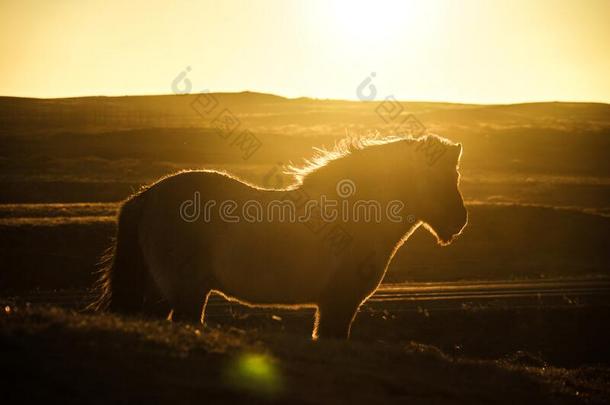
[455,143,463,160]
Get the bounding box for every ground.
[1,94,609,403]
[1,303,609,404]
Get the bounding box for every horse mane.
[286,132,459,184]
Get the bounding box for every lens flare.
[225,353,282,396]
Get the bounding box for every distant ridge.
[1,91,609,138]
[1,91,608,108]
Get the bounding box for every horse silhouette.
[92,134,467,339]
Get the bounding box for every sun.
[328,0,420,45]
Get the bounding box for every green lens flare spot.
[225,353,283,396]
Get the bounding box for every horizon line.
[0,90,609,107]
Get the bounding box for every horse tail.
[88,191,148,313]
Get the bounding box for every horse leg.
[140,270,171,319]
[170,285,211,324]
[314,299,361,340]
[164,255,216,324]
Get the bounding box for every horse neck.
[358,182,421,256]
[302,152,422,255]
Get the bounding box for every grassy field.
[2,306,609,404]
[1,94,610,206]
[1,93,609,402]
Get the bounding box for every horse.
[91,134,468,339]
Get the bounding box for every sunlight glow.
[0,0,609,102]
[327,0,422,47]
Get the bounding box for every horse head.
[411,137,468,245]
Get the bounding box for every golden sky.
[1,0,609,103]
